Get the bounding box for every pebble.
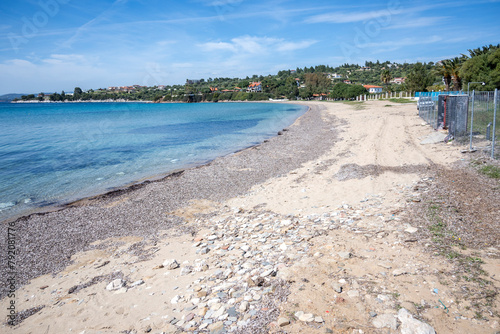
[106,279,124,291]
[162,259,180,270]
[239,301,249,312]
[331,282,342,293]
[398,308,436,334]
[392,269,407,276]
[337,251,352,259]
[277,317,290,327]
[298,313,315,322]
[130,280,144,287]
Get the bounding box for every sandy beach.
[1,100,499,333]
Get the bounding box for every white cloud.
[199,36,316,55]
[356,35,443,49]
[200,41,237,52]
[0,54,120,94]
[305,9,398,24]
[385,16,449,30]
[276,40,317,52]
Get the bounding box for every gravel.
[0,103,338,299]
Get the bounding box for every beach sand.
[1,100,499,333]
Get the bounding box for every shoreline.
[0,101,336,298]
[0,101,306,224]
[1,100,499,333]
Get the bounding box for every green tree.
[406,62,433,92]
[380,69,391,86]
[460,48,500,91]
[330,83,349,99]
[73,87,83,100]
[448,57,466,91]
[433,60,452,91]
[346,85,368,99]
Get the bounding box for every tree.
[463,44,500,58]
[346,85,368,99]
[448,57,466,91]
[73,87,83,100]
[380,69,391,86]
[406,62,433,92]
[433,60,452,91]
[330,83,348,99]
[304,73,331,92]
[460,48,500,91]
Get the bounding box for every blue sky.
[0,0,499,95]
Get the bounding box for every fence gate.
[418,96,436,128]
[468,89,499,159]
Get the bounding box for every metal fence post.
[492,89,498,159]
[469,90,475,150]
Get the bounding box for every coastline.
[2,100,498,333]
[0,101,307,223]
[0,101,335,297]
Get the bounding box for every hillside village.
[11,44,500,103]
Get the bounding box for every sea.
[0,102,307,221]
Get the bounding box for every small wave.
[171,159,179,163]
[116,172,125,175]
[0,202,15,211]
[96,177,104,181]
[23,198,32,204]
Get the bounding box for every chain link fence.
[417,89,499,159]
[469,89,499,159]
[418,96,437,128]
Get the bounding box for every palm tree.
[433,60,452,91]
[463,44,500,58]
[448,57,466,91]
[380,69,391,87]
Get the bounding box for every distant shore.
[11,99,154,103]
[10,98,294,104]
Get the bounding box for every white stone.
[162,259,180,270]
[337,251,352,259]
[398,308,436,334]
[298,313,315,322]
[277,317,290,327]
[315,316,324,323]
[372,313,397,330]
[392,269,407,276]
[106,279,124,291]
[405,226,418,234]
[194,260,209,272]
[239,301,249,312]
[260,269,273,277]
[180,266,193,275]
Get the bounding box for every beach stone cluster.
[155,209,342,333]
[140,196,436,334]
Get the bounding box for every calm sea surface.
[0,102,306,221]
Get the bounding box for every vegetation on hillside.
[12,44,500,103]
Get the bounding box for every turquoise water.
[0,102,306,221]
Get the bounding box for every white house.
[363,85,383,93]
[390,77,406,85]
[327,73,342,80]
[247,82,262,93]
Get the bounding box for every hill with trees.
[12,44,500,103]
